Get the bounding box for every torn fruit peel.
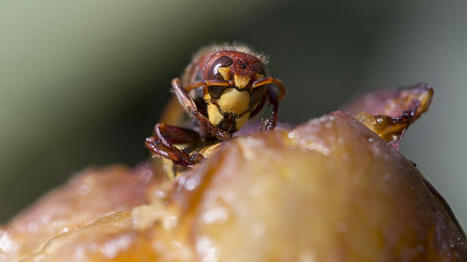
[343,83,433,148]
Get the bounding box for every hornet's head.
[204,50,266,89]
[202,50,270,132]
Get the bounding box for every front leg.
[261,87,280,131]
[252,76,286,100]
[171,78,231,141]
[145,123,203,167]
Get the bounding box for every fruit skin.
[342,82,434,148]
[174,111,466,262]
[1,86,465,261]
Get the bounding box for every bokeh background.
[1,0,466,229]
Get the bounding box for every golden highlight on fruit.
[1,84,465,262]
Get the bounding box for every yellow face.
[205,87,251,131]
[202,50,268,132]
[205,65,266,132]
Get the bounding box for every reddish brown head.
[204,51,266,89]
[181,44,283,133]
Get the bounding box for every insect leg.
[249,95,267,119]
[185,79,229,92]
[145,136,193,167]
[154,123,201,147]
[145,123,203,167]
[261,87,279,131]
[171,78,231,141]
[252,76,287,100]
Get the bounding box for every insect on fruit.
[145,44,286,169]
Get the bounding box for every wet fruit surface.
[1,84,465,261]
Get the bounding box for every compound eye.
[207,56,233,80]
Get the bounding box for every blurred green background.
[1,0,466,229]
